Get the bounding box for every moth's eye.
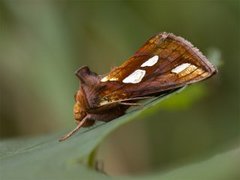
[81,111,86,117]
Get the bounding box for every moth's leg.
[118,96,155,107]
[119,102,144,111]
[59,116,88,142]
[102,96,153,106]
[118,96,154,102]
[119,102,142,106]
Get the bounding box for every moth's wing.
[97,32,217,106]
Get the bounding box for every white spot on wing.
[171,63,191,74]
[122,69,146,84]
[141,55,159,67]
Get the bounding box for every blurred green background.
[0,0,239,176]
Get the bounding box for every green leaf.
[133,148,240,180]
[0,92,239,180]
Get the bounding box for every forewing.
[98,33,217,106]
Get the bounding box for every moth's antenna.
[59,116,88,142]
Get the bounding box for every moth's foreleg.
[59,116,88,142]
[119,102,143,107]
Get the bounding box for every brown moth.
[59,32,217,141]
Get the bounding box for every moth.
[59,32,217,141]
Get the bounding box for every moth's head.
[73,89,87,122]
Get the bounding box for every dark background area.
[0,0,239,175]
